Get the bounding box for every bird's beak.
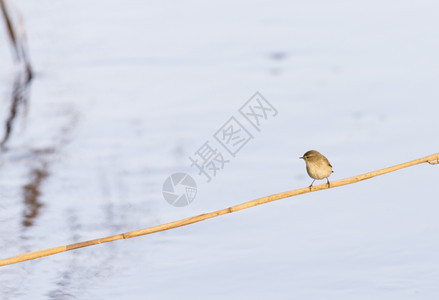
[299,156,303,159]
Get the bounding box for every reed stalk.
[0,152,437,267]
[0,0,33,79]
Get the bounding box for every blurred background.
[1,0,438,299]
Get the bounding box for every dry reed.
[0,0,33,79]
[0,152,437,267]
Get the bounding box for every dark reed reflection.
[1,0,33,79]
[0,72,32,149]
[22,162,49,227]
[0,71,54,230]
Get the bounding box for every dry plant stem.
[0,0,19,59]
[0,0,33,79]
[1,153,438,267]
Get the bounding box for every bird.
[300,150,333,188]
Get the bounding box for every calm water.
[1,1,439,299]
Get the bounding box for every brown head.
[299,150,323,163]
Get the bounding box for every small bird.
[300,150,333,188]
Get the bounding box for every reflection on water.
[22,162,49,227]
[0,71,41,229]
[0,72,32,149]
[0,70,78,233]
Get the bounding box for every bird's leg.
[326,178,330,188]
[309,179,316,190]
